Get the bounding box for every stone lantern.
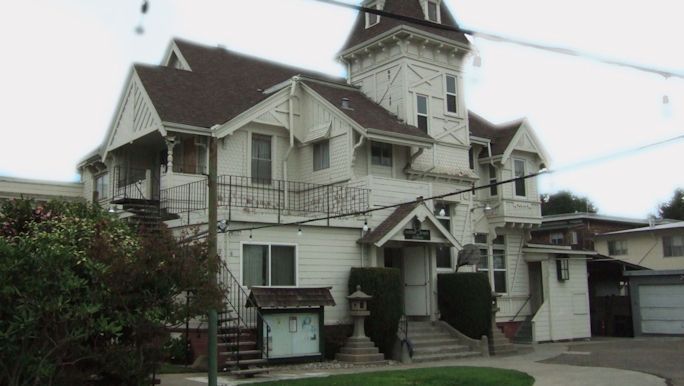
[348,285,372,338]
[336,285,385,363]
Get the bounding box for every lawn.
[248,366,534,386]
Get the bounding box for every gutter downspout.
[350,132,365,177]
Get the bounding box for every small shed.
[247,287,335,362]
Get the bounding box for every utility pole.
[207,136,218,386]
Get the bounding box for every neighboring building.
[623,269,684,336]
[67,0,590,364]
[531,212,652,251]
[595,222,684,271]
[0,176,83,204]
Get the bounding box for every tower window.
[416,95,428,132]
[427,1,440,23]
[365,3,380,28]
[445,75,457,114]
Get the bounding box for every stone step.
[224,358,267,367]
[411,351,481,363]
[339,346,381,355]
[411,338,465,348]
[222,349,262,357]
[412,344,469,355]
[218,341,257,348]
[335,353,385,363]
[231,367,271,377]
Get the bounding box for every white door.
[403,246,429,316]
[638,284,684,335]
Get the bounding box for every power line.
[313,0,684,80]
[178,131,684,243]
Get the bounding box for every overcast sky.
[0,0,682,218]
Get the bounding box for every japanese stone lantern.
[347,285,372,338]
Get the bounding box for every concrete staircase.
[490,325,517,355]
[407,321,482,363]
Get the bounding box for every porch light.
[362,220,369,232]
[108,206,116,213]
[217,219,228,233]
[484,204,492,211]
[297,226,302,236]
[438,208,446,217]
[249,230,253,239]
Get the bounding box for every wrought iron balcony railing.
[160,175,370,221]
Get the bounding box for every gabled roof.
[340,0,469,53]
[303,80,432,141]
[246,287,336,309]
[358,202,462,248]
[468,111,522,156]
[135,39,344,129]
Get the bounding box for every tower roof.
[340,0,469,54]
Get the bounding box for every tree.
[541,190,598,216]
[657,188,684,220]
[0,199,222,386]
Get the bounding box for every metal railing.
[111,166,160,201]
[160,175,371,221]
[509,295,532,322]
[217,260,271,368]
[171,162,207,175]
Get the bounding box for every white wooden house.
[77,0,591,356]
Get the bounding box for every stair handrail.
[509,295,532,322]
[217,259,271,367]
[397,314,413,358]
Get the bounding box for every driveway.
[540,337,684,386]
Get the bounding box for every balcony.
[100,166,159,204]
[485,197,542,228]
[160,175,371,222]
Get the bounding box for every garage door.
[638,284,684,334]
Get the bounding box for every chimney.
[341,97,351,109]
[648,218,655,228]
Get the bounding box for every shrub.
[348,267,402,356]
[438,273,492,340]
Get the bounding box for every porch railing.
[160,175,370,220]
[110,166,160,201]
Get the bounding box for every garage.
[626,270,684,336]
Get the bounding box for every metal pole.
[208,136,219,386]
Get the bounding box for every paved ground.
[160,340,669,386]
[540,337,684,386]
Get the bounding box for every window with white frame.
[434,202,452,269]
[365,3,380,28]
[94,173,109,199]
[489,164,498,196]
[313,140,330,171]
[475,234,506,293]
[663,235,684,257]
[556,255,570,281]
[445,75,457,114]
[514,159,526,197]
[608,239,628,255]
[251,134,272,182]
[426,0,440,22]
[550,232,564,245]
[416,94,429,132]
[242,243,296,287]
[371,142,392,167]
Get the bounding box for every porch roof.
[358,202,462,248]
[246,287,336,309]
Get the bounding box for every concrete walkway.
[160,342,665,386]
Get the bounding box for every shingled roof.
[303,80,432,140]
[135,39,432,141]
[468,111,523,156]
[246,287,336,309]
[358,202,420,244]
[340,0,469,53]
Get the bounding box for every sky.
[0,0,682,218]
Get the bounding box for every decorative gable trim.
[501,119,550,166]
[212,86,293,138]
[373,203,462,248]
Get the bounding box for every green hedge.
[438,273,492,340]
[348,267,402,356]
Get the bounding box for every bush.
[163,336,190,365]
[438,273,492,339]
[0,199,222,386]
[348,267,402,356]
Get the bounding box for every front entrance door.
[403,246,429,316]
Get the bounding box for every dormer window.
[365,3,380,28]
[426,0,440,23]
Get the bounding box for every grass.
[248,366,534,386]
